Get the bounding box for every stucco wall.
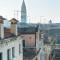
[0,36,23,60]
[21,34,36,47]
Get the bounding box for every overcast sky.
[0,0,60,23]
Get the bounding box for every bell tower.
[21,0,27,23]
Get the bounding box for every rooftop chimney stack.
[10,18,18,36]
[0,16,6,39]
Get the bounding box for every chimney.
[0,16,6,39]
[10,18,18,36]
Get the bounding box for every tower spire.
[21,0,27,23]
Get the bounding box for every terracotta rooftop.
[4,28,17,39]
[2,26,38,39]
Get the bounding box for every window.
[7,49,11,60]
[19,44,21,54]
[0,53,2,60]
[12,47,15,58]
[23,40,25,47]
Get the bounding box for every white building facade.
[36,26,46,60]
[0,16,23,60]
[0,36,23,60]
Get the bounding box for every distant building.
[21,0,27,23]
